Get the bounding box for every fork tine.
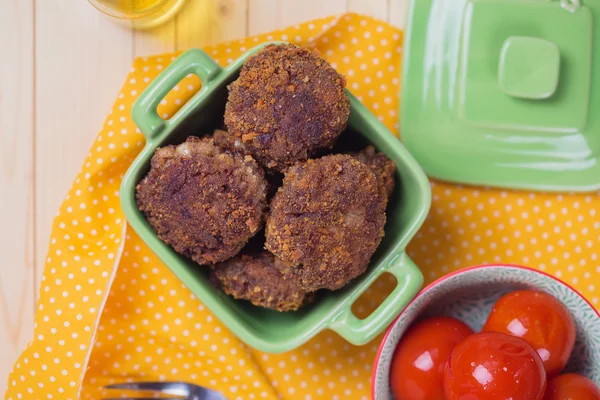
[104,381,190,396]
[105,382,167,390]
[103,398,182,400]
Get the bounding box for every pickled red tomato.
[544,374,600,400]
[389,316,473,400]
[483,290,575,376]
[444,332,547,400]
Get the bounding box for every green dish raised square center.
[498,36,560,100]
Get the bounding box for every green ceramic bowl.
[120,43,431,353]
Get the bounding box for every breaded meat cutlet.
[351,145,396,202]
[224,44,350,171]
[265,154,387,291]
[136,137,268,265]
[210,251,312,312]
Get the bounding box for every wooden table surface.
[0,0,406,394]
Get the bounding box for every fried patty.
[224,44,350,171]
[136,137,268,265]
[210,251,312,312]
[265,154,387,291]
[351,146,396,202]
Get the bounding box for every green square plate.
[401,0,600,192]
[121,44,431,353]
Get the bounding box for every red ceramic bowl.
[371,264,600,399]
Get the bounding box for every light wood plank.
[175,0,214,50]
[347,0,388,21]
[134,19,176,57]
[0,0,35,396]
[208,0,248,44]
[279,0,346,26]
[248,0,279,36]
[177,0,248,50]
[388,0,408,28]
[35,0,133,292]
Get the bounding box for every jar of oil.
[89,0,187,29]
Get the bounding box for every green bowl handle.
[132,49,222,140]
[329,252,423,346]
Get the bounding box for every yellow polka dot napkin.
[5,13,600,400]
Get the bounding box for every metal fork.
[104,381,228,400]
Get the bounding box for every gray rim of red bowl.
[370,263,600,399]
